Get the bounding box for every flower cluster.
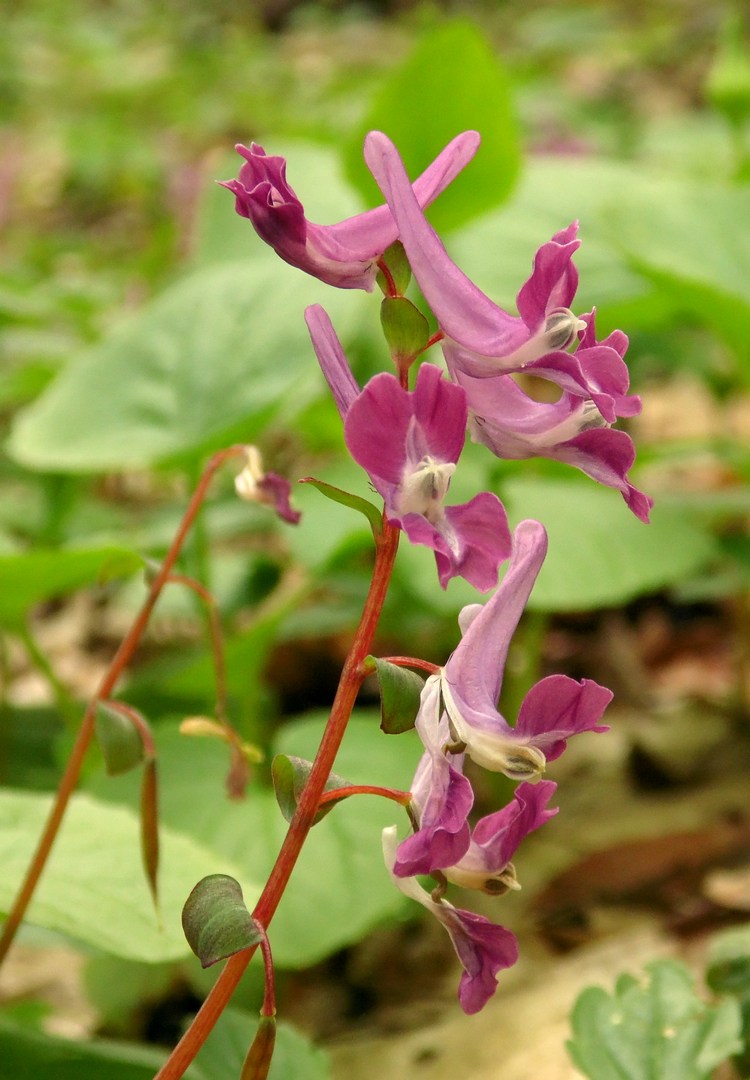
[385,519,611,1012]
[225,129,648,1012]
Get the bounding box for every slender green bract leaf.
[299,477,383,537]
[0,790,259,962]
[182,874,262,968]
[271,755,353,825]
[0,546,141,629]
[343,19,521,233]
[241,1016,276,1080]
[365,656,425,734]
[567,959,742,1080]
[380,297,429,366]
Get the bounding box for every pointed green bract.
[95,702,146,776]
[365,656,425,734]
[376,240,411,295]
[182,874,263,969]
[271,755,353,825]
[299,477,384,538]
[379,297,429,367]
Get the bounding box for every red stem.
[318,784,410,806]
[0,446,246,970]
[378,655,440,675]
[153,519,401,1080]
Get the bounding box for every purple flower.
[383,826,519,1014]
[394,675,558,886]
[305,305,511,591]
[234,445,301,524]
[363,131,587,370]
[444,780,557,894]
[220,132,480,290]
[363,131,646,427]
[455,364,653,522]
[441,520,612,778]
[393,676,474,878]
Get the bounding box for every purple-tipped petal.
[470,780,558,867]
[443,519,548,721]
[304,305,360,420]
[395,678,473,877]
[383,826,518,1015]
[551,426,654,523]
[344,365,466,491]
[234,446,301,525]
[451,909,519,1014]
[514,675,612,761]
[515,224,580,330]
[400,492,510,592]
[341,363,510,590]
[364,131,528,356]
[444,780,558,893]
[454,369,651,522]
[224,132,481,290]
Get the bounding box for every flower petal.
[304,305,360,420]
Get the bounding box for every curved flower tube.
[221,132,480,290]
[383,826,519,1014]
[393,677,474,877]
[364,132,585,367]
[441,520,612,778]
[363,130,645,430]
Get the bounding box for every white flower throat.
[398,455,456,521]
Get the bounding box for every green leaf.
[447,155,664,320]
[271,755,353,825]
[365,656,425,735]
[0,790,260,962]
[0,1014,201,1080]
[86,716,422,967]
[299,477,383,538]
[195,1008,330,1080]
[182,874,262,968]
[8,257,367,472]
[95,702,145,776]
[0,545,142,629]
[343,19,520,233]
[567,959,742,1080]
[607,180,750,367]
[502,479,721,611]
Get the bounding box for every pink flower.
[442,520,612,778]
[383,826,519,1014]
[221,132,480,290]
[305,305,511,591]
